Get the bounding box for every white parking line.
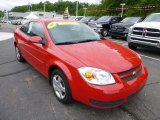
[139,54,160,62]
[0,32,13,41]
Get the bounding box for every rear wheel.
[15,45,25,62]
[51,69,72,104]
[128,43,137,50]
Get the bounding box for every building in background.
[4,11,62,20]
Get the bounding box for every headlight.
[96,24,102,28]
[128,26,134,34]
[78,67,116,85]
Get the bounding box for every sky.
[0,0,100,11]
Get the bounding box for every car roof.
[123,17,141,18]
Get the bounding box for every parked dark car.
[109,17,144,39]
[80,16,99,25]
[69,16,84,21]
[11,19,23,25]
[88,16,122,37]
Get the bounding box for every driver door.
[25,21,49,75]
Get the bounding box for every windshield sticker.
[47,22,79,29]
[47,22,56,29]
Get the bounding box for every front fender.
[49,60,74,82]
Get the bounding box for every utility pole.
[76,1,78,17]
[83,8,87,17]
[120,3,126,17]
[44,2,46,18]
[28,2,32,12]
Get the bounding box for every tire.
[122,37,127,40]
[128,43,137,50]
[110,36,117,39]
[101,28,109,37]
[15,45,25,62]
[51,69,72,104]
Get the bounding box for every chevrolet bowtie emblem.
[133,71,136,75]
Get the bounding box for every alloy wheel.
[52,74,66,99]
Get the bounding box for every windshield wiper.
[55,41,77,45]
[75,39,100,43]
[55,39,103,45]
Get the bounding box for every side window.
[110,17,118,24]
[20,23,29,34]
[112,18,118,22]
[27,22,44,38]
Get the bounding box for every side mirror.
[30,36,46,45]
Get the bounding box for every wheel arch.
[48,61,73,85]
[102,24,110,29]
[14,41,17,46]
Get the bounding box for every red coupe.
[14,19,148,109]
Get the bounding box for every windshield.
[47,21,102,44]
[97,16,111,22]
[144,14,160,22]
[121,17,140,23]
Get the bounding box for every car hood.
[112,22,134,28]
[89,21,109,25]
[133,22,160,29]
[57,39,141,73]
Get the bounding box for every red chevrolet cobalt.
[14,19,148,109]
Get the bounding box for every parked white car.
[128,13,160,49]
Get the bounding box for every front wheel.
[110,36,117,39]
[101,28,109,37]
[51,69,72,104]
[15,45,25,62]
[128,43,137,50]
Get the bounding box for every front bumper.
[71,65,148,109]
[127,34,160,48]
[89,26,102,33]
[109,31,128,38]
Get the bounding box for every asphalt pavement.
[0,23,160,120]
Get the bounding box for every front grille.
[133,31,142,35]
[146,32,160,37]
[111,26,125,32]
[122,70,142,82]
[134,27,143,31]
[117,28,125,32]
[131,37,159,44]
[118,65,141,76]
[147,28,160,32]
[132,27,160,38]
[118,65,142,82]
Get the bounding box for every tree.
[10,0,160,17]
[0,10,4,18]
